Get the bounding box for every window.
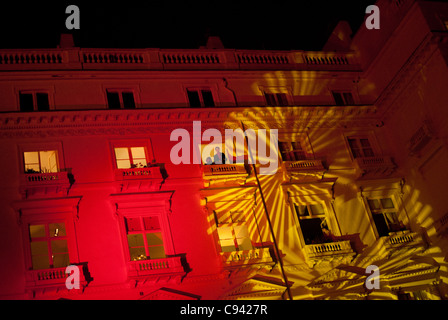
[125,216,166,261]
[347,137,375,158]
[187,89,215,107]
[332,91,354,106]
[215,210,253,252]
[106,90,136,109]
[279,141,306,161]
[23,150,58,173]
[367,197,405,237]
[28,222,69,269]
[295,203,331,245]
[264,92,289,106]
[19,91,50,112]
[114,146,148,169]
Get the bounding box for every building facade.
[1,0,448,300]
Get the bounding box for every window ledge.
[203,164,249,176]
[382,230,424,250]
[114,167,164,192]
[20,171,71,197]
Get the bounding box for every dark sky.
[0,1,375,50]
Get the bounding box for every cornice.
[0,105,380,138]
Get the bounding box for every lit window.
[23,150,58,173]
[295,203,330,245]
[106,90,136,109]
[367,197,405,237]
[125,216,166,261]
[279,141,306,161]
[114,147,148,169]
[19,91,50,112]
[264,93,289,106]
[187,89,215,107]
[347,137,375,158]
[332,91,354,106]
[29,222,69,269]
[215,211,253,252]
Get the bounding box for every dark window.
[201,90,215,107]
[265,93,289,106]
[187,90,201,107]
[107,91,121,109]
[265,93,276,106]
[348,137,375,158]
[19,93,34,112]
[332,91,354,106]
[122,92,136,109]
[36,93,49,111]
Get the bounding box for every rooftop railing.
[0,47,360,71]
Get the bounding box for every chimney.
[205,36,224,49]
[58,33,75,48]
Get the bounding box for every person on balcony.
[214,147,226,164]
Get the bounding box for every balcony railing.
[383,231,423,250]
[284,159,324,172]
[23,171,68,184]
[26,265,86,288]
[354,156,396,178]
[115,167,162,179]
[303,240,355,267]
[128,256,185,278]
[203,164,248,176]
[220,248,274,267]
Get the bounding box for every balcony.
[382,230,425,253]
[26,265,87,292]
[283,159,326,182]
[127,256,186,283]
[302,240,356,268]
[202,164,250,187]
[219,247,274,269]
[353,156,397,179]
[20,171,71,198]
[114,166,164,192]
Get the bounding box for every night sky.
[0,1,375,50]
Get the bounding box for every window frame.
[259,86,293,106]
[293,201,333,245]
[105,89,137,109]
[16,89,53,112]
[109,139,154,170]
[18,142,65,175]
[331,90,355,106]
[365,196,406,237]
[343,133,381,161]
[214,210,254,252]
[185,87,216,107]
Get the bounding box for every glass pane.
[122,92,136,109]
[363,148,375,157]
[31,241,49,255]
[24,152,39,166]
[114,148,130,160]
[299,218,325,245]
[51,240,68,254]
[146,232,164,246]
[310,204,325,215]
[343,92,354,105]
[234,225,249,239]
[148,246,166,259]
[367,199,380,211]
[126,217,142,232]
[129,247,146,261]
[49,223,66,237]
[19,93,34,112]
[107,91,121,109]
[295,204,309,217]
[237,237,253,251]
[217,227,233,240]
[127,233,144,247]
[187,90,201,107]
[131,147,147,167]
[32,255,50,270]
[116,159,131,169]
[264,93,276,106]
[39,150,58,173]
[373,213,390,237]
[52,253,69,268]
[381,198,395,209]
[360,139,371,147]
[385,212,399,225]
[36,93,49,111]
[201,90,215,107]
[143,216,160,230]
[277,93,289,106]
[220,239,236,252]
[332,92,344,106]
[29,224,46,238]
